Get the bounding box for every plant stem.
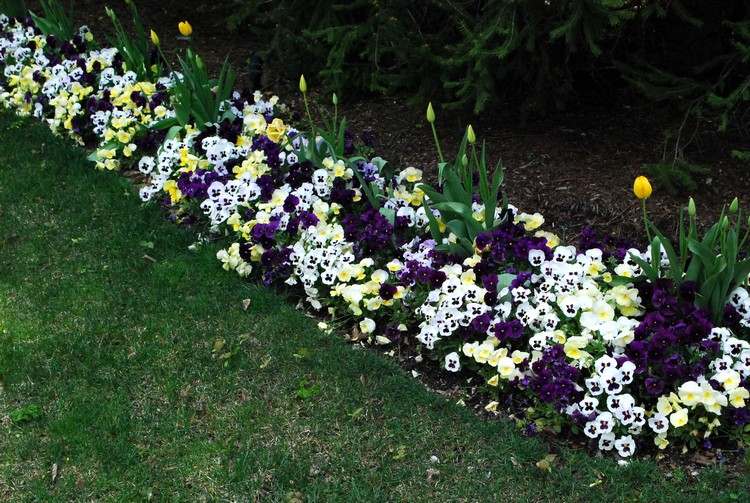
[302,93,316,142]
[642,199,652,243]
[156,46,174,76]
[430,122,444,164]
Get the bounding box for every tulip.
[150,29,160,46]
[633,176,652,200]
[298,74,314,139]
[426,102,435,124]
[633,176,653,242]
[178,21,193,37]
[332,93,339,131]
[467,124,476,145]
[729,197,739,214]
[688,197,696,217]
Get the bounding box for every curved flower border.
[1,13,749,460]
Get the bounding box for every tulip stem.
[156,46,174,76]
[430,122,444,165]
[302,93,316,143]
[333,102,338,133]
[641,199,652,243]
[471,144,480,174]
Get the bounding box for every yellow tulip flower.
[178,21,193,37]
[633,175,652,200]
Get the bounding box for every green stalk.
[333,102,338,135]
[156,45,174,76]
[642,199,652,243]
[302,93,316,142]
[471,144,480,174]
[430,122,444,164]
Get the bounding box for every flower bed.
[1,9,749,460]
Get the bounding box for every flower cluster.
[2,12,748,459]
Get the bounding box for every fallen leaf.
[242,299,252,310]
[348,327,365,342]
[426,468,440,481]
[392,445,407,460]
[259,355,272,368]
[536,454,557,472]
[212,339,225,354]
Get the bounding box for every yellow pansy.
[163,180,182,203]
[265,117,287,143]
[729,387,749,408]
[515,212,544,231]
[535,230,559,248]
[400,167,423,183]
[670,408,688,428]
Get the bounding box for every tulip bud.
[426,102,435,124]
[467,124,476,144]
[633,176,653,200]
[332,93,338,106]
[178,21,193,37]
[299,74,307,94]
[461,154,468,168]
[150,29,160,46]
[195,54,205,71]
[722,215,730,230]
[730,197,739,214]
[688,197,696,217]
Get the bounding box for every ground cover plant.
[1,1,750,494]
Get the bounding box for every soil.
[34,0,750,244]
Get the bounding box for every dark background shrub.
[226,0,750,129]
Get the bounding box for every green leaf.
[422,200,442,241]
[628,253,658,281]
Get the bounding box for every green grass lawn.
[0,110,748,502]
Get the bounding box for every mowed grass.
[0,111,748,502]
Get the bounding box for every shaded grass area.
[0,110,748,501]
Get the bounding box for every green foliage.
[0,0,26,17]
[295,378,321,400]
[619,5,750,148]
[29,0,75,41]
[631,200,750,322]
[10,404,42,424]
[226,0,729,117]
[104,2,157,82]
[643,161,709,195]
[226,0,636,114]
[155,49,236,132]
[419,134,506,257]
